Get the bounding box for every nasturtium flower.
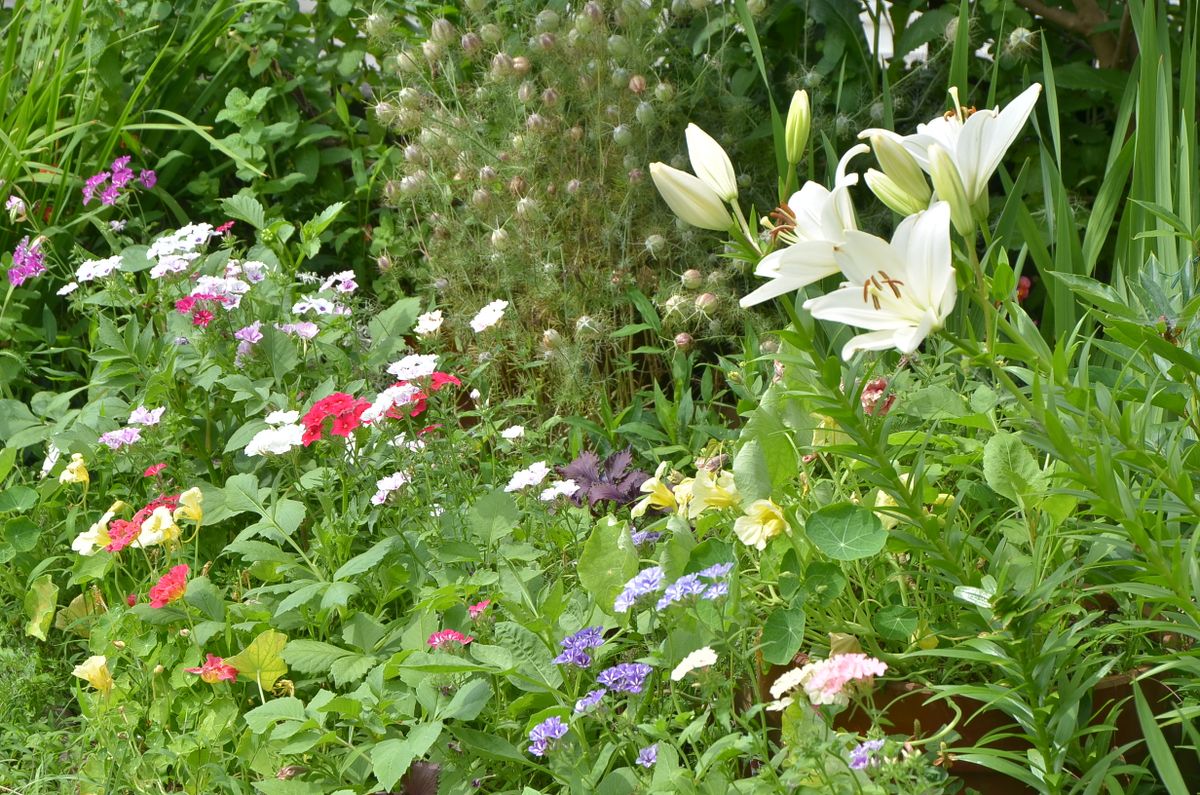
[803,202,955,360]
[174,487,203,524]
[72,501,127,556]
[134,506,180,549]
[148,564,189,608]
[733,499,790,551]
[185,654,238,684]
[59,453,89,485]
[630,462,679,517]
[72,655,114,695]
[687,469,739,518]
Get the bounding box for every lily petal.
[685,123,738,201]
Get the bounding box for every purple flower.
[697,562,734,579]
[655,574,707,610]
[98,426,142,450]
[100,184,121,206]
[138,169,157,189]
[275,321,320,340]
[110,156,134,188]
[82,171,110,204]
[636,744,658,768]
[630,530,662,547]
[702,581,729,601]
[8,236,46,286]
[849,739,886,770]
[614,566,664,613]
[527,716,569,757]
[596,662,652,694]
[235,321,264,344]
[574,688,606,714]
[128,406,166,426]
[553,626,606,668]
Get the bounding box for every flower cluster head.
[768,653,888,709]
[671,646,719,681]
[83,155,155,206]
[175,293,232,328]
[245,410,305,456]
[630,529,662,547]
[574,688,606,715]
[75,255,123,283]
[636,744,658,768]
[428,629,474,650]
[301,392,371,445]
[527,716,569,757]
[414,309,443,335]
[275,321,319,339]
[186,654,238,684]
[655,574,708,610]
[5,195,25,221]
[99,426,142,450]
[147,223,214,279]
[614,566,664,613]
[849,738,886,770]
[468,599,491,620]
[371,471,412,505]
[553,626,605,668]
[505,461,552,493]
[8,236,46,287]
[539,479,580,502]
[860,377,895,416]
[596,662,653,694]
[148,564,189,608]
[129,405,166,426]
[470,299,508,333]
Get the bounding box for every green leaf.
[577,516,638,615]
[805,503,886,561]
[0,446,17,483]
[0,485,37,514]
[733,439,771,503]
[220,194,267,230]
[802,561,846,607]
[5,517,40,552]
[282,639,354,674]
[227,630,289,690]
[1135,682,1190,795]
[873,605,918,642]
[223,473,266,514]
[438,677,493,721]
[334,537,401,581]
[330,653,376,687]
[184,576,226,621]
[469,489,519,546]
[372,722,444,791]
[24,574,58,641]
[983,432,1045,505]
[760,606,805,666]
[366,297,421,368]
[243,697,306,733]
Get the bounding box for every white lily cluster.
[652,84,1042,360]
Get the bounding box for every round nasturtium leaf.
[804,503,886,561]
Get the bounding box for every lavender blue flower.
[614,566,664,613]
[630,529,662,546]
[596,662,652,694]
[697,562,734,579]
[849,738,886,770]
[635,743,658,768]
[655,574,707,610]
[528,716,569,757]
[574,688,606,714]
[553,626,606,668]
[702,581,729,600]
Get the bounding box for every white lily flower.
[685,123,738,201]
[739,145,869,308]
[803,202,955,359]
[860,83,1041,205]
[649,162,732,231]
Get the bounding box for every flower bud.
[612,124,633,147]
[649,162,731,231]
[870,134,930,205]
[179,628,190,637]
[674,332,694,350]
[684,123,737,201]
[681,268,703,289]
[6,196,26,223]
[864,169,928,217]
[430,19,456,45]
[480,23,502,44]
[928,144,974,236]
[627,168,644,183]
[376,254,393,272]
[694,292,718,314]
[153,664,165,675]
[113,640,126,650]
[784,90,811,164]
[644,234,667,258]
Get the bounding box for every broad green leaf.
[577,516,638,614]
[243,696,306,733]
[805,503,886,561]
[24,574,58,640]
[334,537,401,581]
[802,561,847,607]
[873,605,918,642]
[733,439,771,503]
[469,489,519,546]
[227,630,289,690]
[983,432,1045,505]
[221,194,266,229]
[330,653,376,687]
[372,721,444,790]
[184,576,226,621]
[54,591,106,637]
[760,605,805,665]
[1135,683,1190,795]
[0,446,17,483]
[438,677,492,721]
[5,517,40,552]
[283,639,354,674]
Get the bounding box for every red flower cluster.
[428,629,474,650]
[185,653,238,684]
[105,493,182,553]
[174,293,231,328]
[389,371,461,420]
[143,462,167,478]
[148,563,189,608]
[301,392,371,446]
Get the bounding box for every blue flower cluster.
[553,626,606,668]
[528,716,569,757]
[574,688,606,714]
[849,738,885,770]
[636,743,658,768]
[597,662,653,694]
[614,566,665,612]
[615,562,734,613]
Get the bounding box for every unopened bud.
[153,664,164,675]
[928,144,974,235]
[627,168,644,183]
[870,135,930,204]
[784,90,811,163]
[864,170,928,217]
[113,640,126,650]
[179,628,190,637]
[694,292,718,314]
[674,332,694,350]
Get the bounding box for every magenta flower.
[428,629,474,650]
[8,236,46,287]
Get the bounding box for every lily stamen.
[862,271,904,309]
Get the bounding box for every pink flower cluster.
[769,653,888,709]
[83,156,156,206]
[175,293,232,328]
[8,236,46,287]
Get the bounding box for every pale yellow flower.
[173,487,203,524]
[631,462,680,518]
[59,453,89,485]
[71,501,126,556]
[733,499,790,551]
[72,655,113,696]
[687,469,739,518]
[134,506,180,548]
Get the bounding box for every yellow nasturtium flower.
[72,655,114,696]
[733,499,791,551]
[688,469,739,518]
[71,501,127,556]
[631,462,679,518]
[134,506,180,549]
[59,453,90,485]
[173,487,203,524]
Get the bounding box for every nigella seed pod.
[644,234,667,258]
[654,82,675,103]
[610,68,629,89]
[490,52,514,77]
[568,125,584,142]
[471,188,492,208]
[465,0,485,11]
[612,124,633,147]
[376,253,393,272]
[607,34,630,57]
[526,113,548,131]
[399,171,428,195]
[383,179,403,203]
[404,144,422,163]
[584,2,604,25]
[512,56,531,76]
[574,14,594,35]
[635,101,655,125]
[508,175,527,195]
[430,19,456,45]
[510,133,525,150]
[480,23,502,44]
[760,337,780,354]
[694,292,718,313]
[566,179,582,194]
[518,81,536,103]
[622,153,640,171]
[681,268,703,289]
[664,294,687,315]
[373,101,397,125]
[674,332,693,350]
[397,87,422,108]
[433,277,450,290]
[627,168,643,183]
[479,165,497,181]
[393,50,422,74]
[490,228,509,248]
[628,74,646,94]
[421,39,444,61]
[688,0,708,9]
[575,314,601,336]
[541,87,559,106]
[536,9,560,31]
[746,0,765,14]
[537,32,556,51]
[516,197,538,218]
[541,328,563,349]
[461,32,483,55]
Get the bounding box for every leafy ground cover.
[1,1,1199,794]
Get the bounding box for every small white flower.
[128,406,166,426]
[265,410,300,426]
[769,665,812,701]
[75,255,123,283]
[371,471,412,505]
[671,646,718,681]
[293,297,350,316]
[361,383,424,424]
[470,300,509,333]
[414,310,444,335]
[505,461,551,492]
[469,388,482,402]
[500,425,525,440]
[109,219,127,231]
[245,424,305,456]
[387,353,440,381]
[57,281,79,296]
[39,444,62,478]
[539,479,579,501]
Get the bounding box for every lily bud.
[928,145,974,236]
[864,169,928,217]
[784,90,811,164]
[684,123,738,201]
[649,162,732,231]
[870,135,930,205]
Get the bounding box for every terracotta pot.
[832,670,1184,793]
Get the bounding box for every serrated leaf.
[227,630,288,690]
[438,677,492,721]
[243,696,306,733]
[221,194,266,229]
[805,503,886,561]
[184,576,226,621]
[283,639,354,674]
[983,432,1045,505]
[330,653,376,687]
[334,537,400,581]
[469,489,519,546]
[275,580,326,615]
[372,721,444,790]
